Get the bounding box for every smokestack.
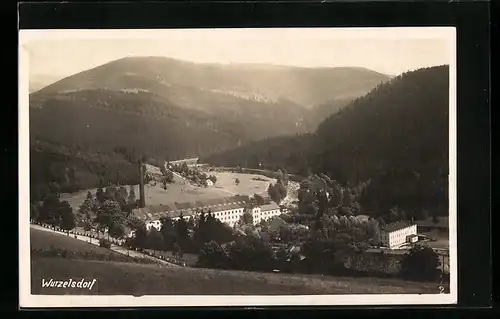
[138,161,146,208]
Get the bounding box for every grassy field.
[30,228,124,258]
[209,172,275,196]
[61,171,275,210]
[31,256,445,295]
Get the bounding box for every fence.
[31,221,126,244]
[138,249,188,267]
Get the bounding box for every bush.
[99,238,112,248]
[399,245,441,281]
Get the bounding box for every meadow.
[30,228,124,258]
[209,171,274,196]
[31,255,444,295]
[60,170,275,210]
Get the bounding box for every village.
[32,157,450,279]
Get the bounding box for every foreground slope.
[30,229,442,295]
[31,257,443,295]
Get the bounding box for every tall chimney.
[138,161,146,208]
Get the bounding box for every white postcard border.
[18,27,458,308]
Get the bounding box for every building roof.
[207,202,247,213]
[259,202,280,212]
[380,221,415,233]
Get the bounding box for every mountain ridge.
[32,56,390,108]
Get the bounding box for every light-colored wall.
[142,205,284,230]
[212,207,245,226]
[146,219,162,231]
[381,224,418,248]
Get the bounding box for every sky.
[20,28,455,81]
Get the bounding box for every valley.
[27,56,450,298]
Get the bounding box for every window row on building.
[379,222,418,249]
[144,202,284,231]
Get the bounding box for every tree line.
[170,162,217,187]
[30,139,140,203]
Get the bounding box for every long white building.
[134,195,284,231]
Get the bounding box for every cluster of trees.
[268,183,287,204]
[197,237,275,272]
[267,169,289,204]
[197,235,442,281]
[31,190,76,234]
[76,185,139,240]
[284,173,434,242]
[170,163,217,187]
[295,174,367,217]
[158,164,175,190]
[127,210,235,256]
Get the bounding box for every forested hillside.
[30,139,140,202]
[199,134,314,176]
[203,65,450,217]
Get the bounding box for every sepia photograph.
[19,27,457,307]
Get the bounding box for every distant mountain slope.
[202,65,450,215]
[29,74,63,93]
[29,57,389,162]
[33,56,390,107]
[29,81,47,94]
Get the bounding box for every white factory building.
[379,221,419,249]
[134,195,284,231]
